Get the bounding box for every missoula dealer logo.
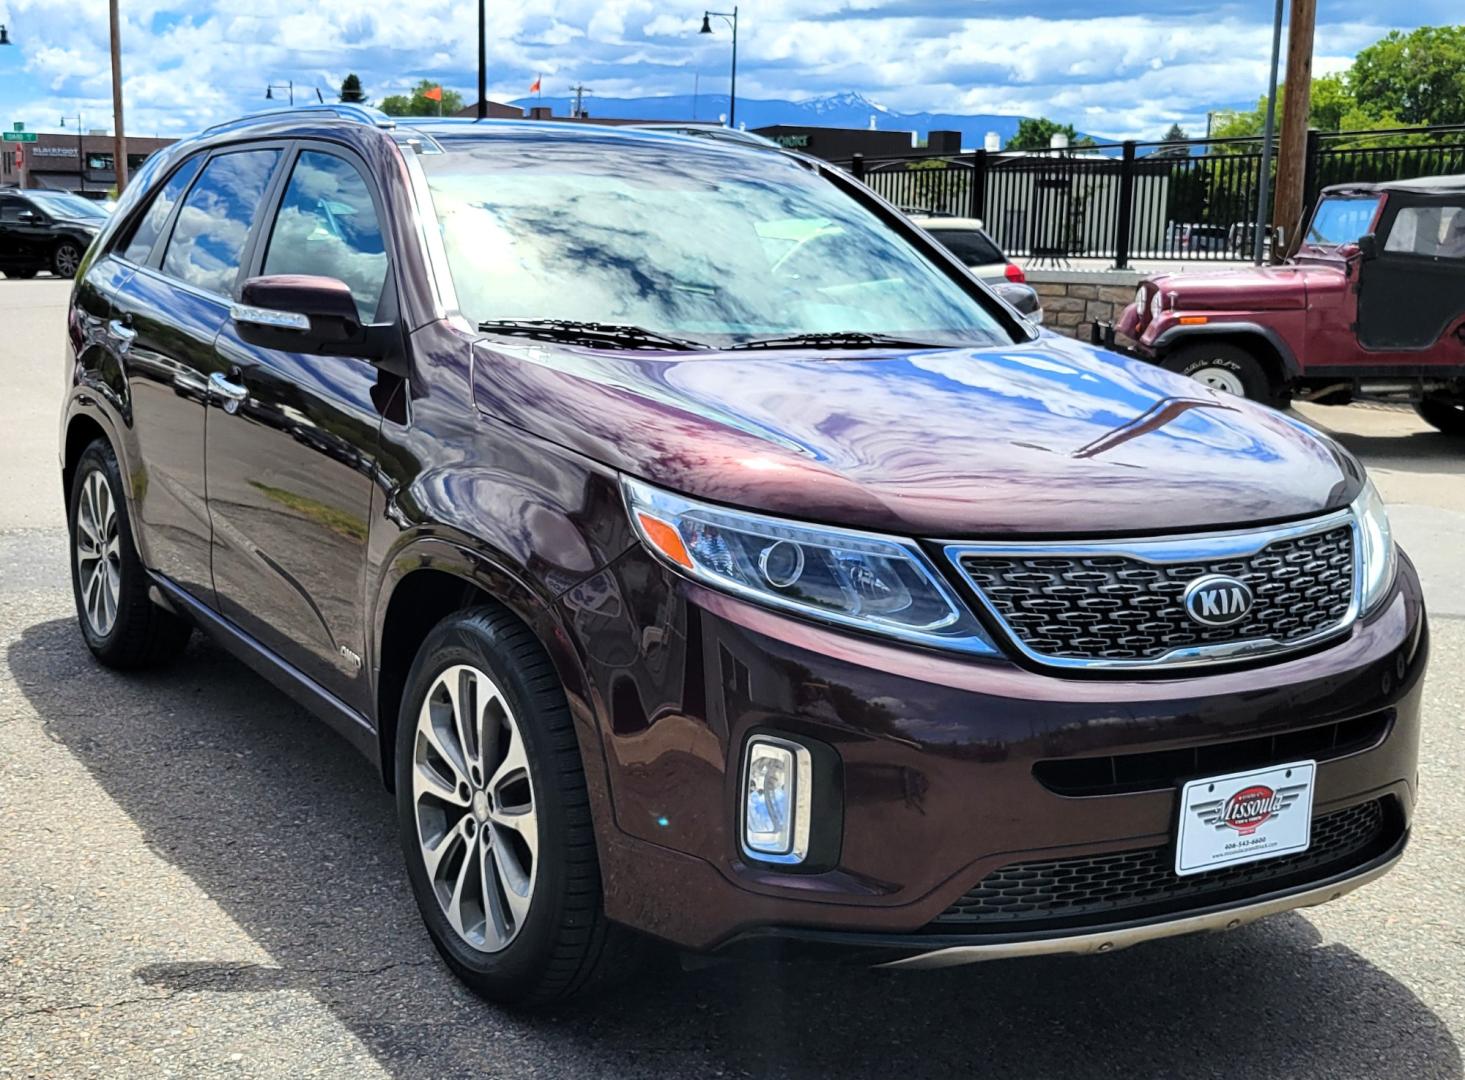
[1220,785,1286,835]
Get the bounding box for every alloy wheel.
[55,244,81,278]
[412,664,538,953]
[1188,364,1246,396]
[75,469,121,638]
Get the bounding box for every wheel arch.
[370,538,600,798]
[62,411,113,510]
[1153,323,1299,388]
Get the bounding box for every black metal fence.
[831,124,1465,267]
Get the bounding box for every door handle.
[209,371,248,404]
[106,318,136,342]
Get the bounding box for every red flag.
[529,75,542,94]
[423,85,443,102]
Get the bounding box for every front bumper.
[564,548,1426,955]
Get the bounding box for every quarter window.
[261,151,388,322]
[160,149,280,295]
[121,154,204,264]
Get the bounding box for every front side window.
[422,133,1014,347]
[0,197,30,223]
[1384,204,1465,259]
[1306,196,1381,246]
[161,149,279,295]
[122,154,204,264]
[261,150,389,322]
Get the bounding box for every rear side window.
[261,150,389,321]
[161,149,280,296]
[121,154,204,264]
[927,227,1005,266]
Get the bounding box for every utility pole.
[1273,0,1317,260]
[571,84,589,118]
[109,0,128,192]
[476,0,486,120]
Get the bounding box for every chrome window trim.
[943,507,1362,672]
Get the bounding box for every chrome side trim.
[943,508,1362,672]
[879,850,1400,970]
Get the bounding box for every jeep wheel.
[53,242,82,279]
[1162,342,1280,406]
[1415,396,1465,437]
[69,439,193,668]
[396,607,644,1007]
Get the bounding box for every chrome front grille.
[946,511,1358,670]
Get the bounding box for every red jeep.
[1110,176,1465,435]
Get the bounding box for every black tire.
[1415,396,1465,437]
[52,241,82,279]
[395,606,643,1007]
[1161,341,1283,407]
[68,439,192,668]
[2,267,40,279]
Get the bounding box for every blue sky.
[0,1,1457,141]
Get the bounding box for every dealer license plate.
[1174,760,1316,877]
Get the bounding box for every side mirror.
[232,275,383,359]
[992,281,1043,325]
[16,209,40,224]
[1357,233,1379,260]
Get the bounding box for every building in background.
[1,133,175,196]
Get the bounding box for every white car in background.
[909,215,1042,325]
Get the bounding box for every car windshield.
[1306,196,1381,246]
[27,192,109,220]
[420,132,1015,349]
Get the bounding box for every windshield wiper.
[476,318,708,352]
[724,331,949,352]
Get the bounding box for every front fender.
[1149,320,1301,380]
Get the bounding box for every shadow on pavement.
[9,616,1462,1080]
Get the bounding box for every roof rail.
[203,103,396,135]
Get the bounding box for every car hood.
[470,332,1361,538]
[1149,264,1341,311]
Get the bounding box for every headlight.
[623,478,998,655]
[1150,289,1165,320]
[1353,477,1396,614]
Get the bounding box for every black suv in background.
[60,105,1425,1008]
[0,189,107,278]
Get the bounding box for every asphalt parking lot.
[1,277,1462,1079]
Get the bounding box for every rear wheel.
[1415,396,1465,437]
[68,439,192,668]
[395,606,643,1007]
[1162,341,1282,407]
[52,242,82,279]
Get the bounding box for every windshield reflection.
[422,131,1013,348]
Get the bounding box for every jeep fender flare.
[1151,322,1300,382]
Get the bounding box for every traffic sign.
[1,132,37,143]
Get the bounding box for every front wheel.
[53,242,82,279]
[395,607,643,1007]
[1415,396,1465,437]
[1161,342,1283,407]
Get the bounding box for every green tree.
[339,73,367,104]
[380,79,464,117]
[1352,25,1465,126]
[1154,122,1191,158]
[1009,117,1090,151]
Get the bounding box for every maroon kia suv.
[60,105,1426,1006]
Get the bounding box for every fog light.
[742,737,812,863]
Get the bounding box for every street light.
[266,80,294,105]
[0,25,11,46]
[59,113,85,193]
[699,7,738,129]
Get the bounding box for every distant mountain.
[508,91,1110,149]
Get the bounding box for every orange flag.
[423,85,443,102]
[530,75,542,94]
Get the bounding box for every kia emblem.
[1183,574,1254,627]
